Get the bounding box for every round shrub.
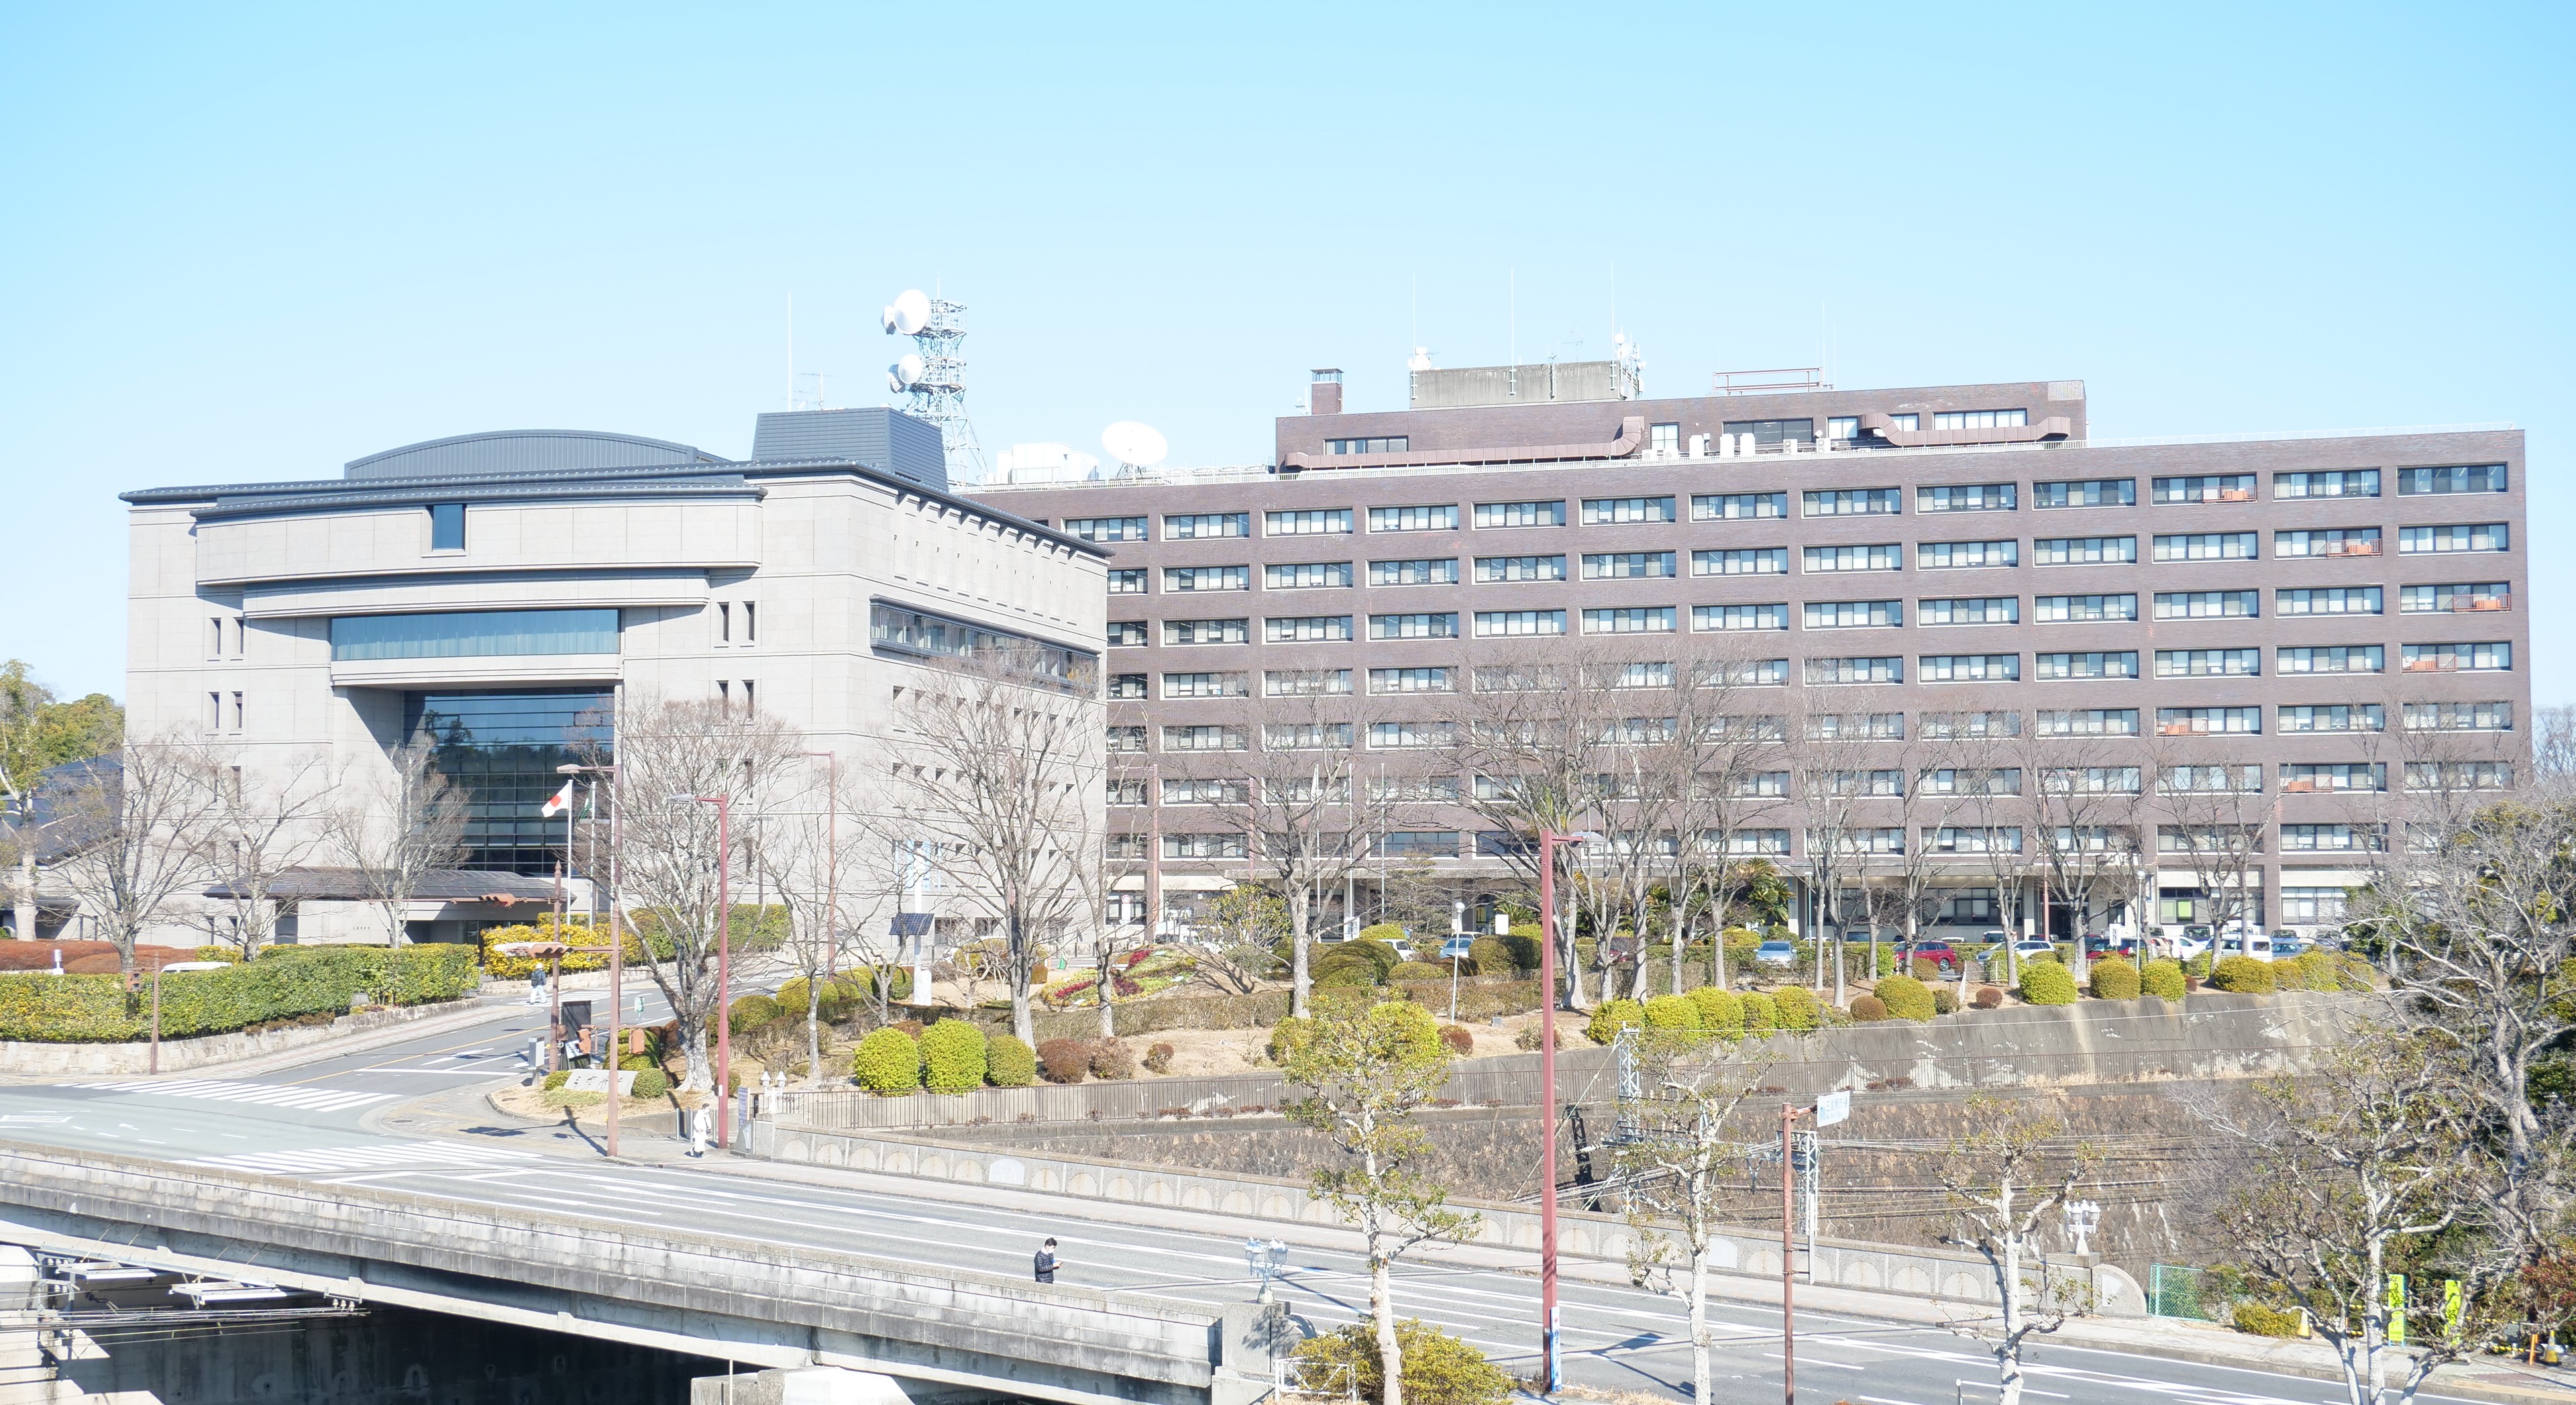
[2088,959,2142,1000]
[1931,986,1960,1015]
[1685,986,1743,1039]
[728,993,783,1031]
[1468,937,1519,974]
[1036,1037,1091,1084]
[2019,961,2079,1006]
[1501,926,1544,970]
[1585,998,1644,1045]
[1739,992,1778,1036]
[1436,1023,1474,1055]
[542,1070,570,1091]
[2141,958,2188,1001]
[1971,985,2006,1009]
[985,1034,1037,1086]
[618,1053,655,1073]
[629,1068,669,1098]
[1358,923,1408,947]
[2293,948,2342,992]
[852,1027,921,1092]
[1089,1037,1136,1081]
[2210,955,2277,994]
[1772,985,1821,1032]
[919,1020,987,1094]
[1849,994,1889,1022]
[1390,961,1448,984]
[1142,1041,1176,1074]
[1642,994,1699,1033]
[1315,965,1377,989]
[1874,974,1937,1022]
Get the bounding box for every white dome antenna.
[1101,421,1169,471]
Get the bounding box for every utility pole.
[1537,829,1593,1394]
[1780,1089,1850,1404]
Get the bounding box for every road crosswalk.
[76,1079,396,1113]
[182,1139,540,1176]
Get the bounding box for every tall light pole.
[674,792,733,1149]
[558,763,620,1155]
[1536,827,1595,1396]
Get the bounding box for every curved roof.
[344,429,723,480]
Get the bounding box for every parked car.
[1896,941,1960,974]
[2265,930,2310,959]
[1752,939,1799,968]
[2081,933,2141,959]
[1978,939,2060,966]
[2156,925,2214,959]
[1437,936,1476,961]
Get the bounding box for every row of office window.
[1109,760,2510,802]
[1053,466,2509,543]
[1120,819,2474,864]
[1102,529,2508,594]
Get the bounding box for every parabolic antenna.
[1102,421,1169,468]
[897,352,928,386]
[883,289,932,336]
[885,366,908,393]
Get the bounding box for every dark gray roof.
[345,429,722,479]
[5,756,118,866]
[207,868,564,903]
[751,409,947,491]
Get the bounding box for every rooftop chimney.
[1309,368,1343,416]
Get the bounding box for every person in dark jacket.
[1034,1238,1059,1284]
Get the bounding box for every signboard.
[1813,1090,1851,1128]
[890,913,934,937]
[563,1070,637,1095]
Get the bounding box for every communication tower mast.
[883,288,986,483]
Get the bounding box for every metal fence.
[2147,1263,2218,1320]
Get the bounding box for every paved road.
[0,1006,2518,1405]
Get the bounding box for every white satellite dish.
[896,352,928,387]
[1101,421,1169,468]
[883,289,932,337]
[885,366,908,393]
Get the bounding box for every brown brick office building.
[975,370,2529,941]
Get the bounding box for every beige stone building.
[117,409,1106,947]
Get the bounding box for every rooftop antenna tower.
[883,288,987,483]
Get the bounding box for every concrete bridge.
[0,1146,1280,1405]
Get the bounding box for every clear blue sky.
[3,3,2566,703]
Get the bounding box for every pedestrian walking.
[1033,1237,1059,1284]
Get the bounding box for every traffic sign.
[1814,1090,1851,1127]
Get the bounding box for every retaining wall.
[768,990,2357,1132]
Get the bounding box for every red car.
[1896,941,1960,974]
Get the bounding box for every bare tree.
[1666,659,1787,994]
[325,741,468,947]
[2345,795,2576,1269]
[49,737,221,974]
[894,643,1102,1046]
[1790,704,1882,1002]
[2534,702,2576,798]
[2018,728,2147,945]
[604,694,804,1092]
[2143,731,2269,959]
[1453,643,1631,1010]
[1935,1096,2098,1405]
[1617,1043,1766,1404]
[196,748,333,958]
[753,760,875,1084]
[1230,693,1387,1019]
[2202,1029,2518,1405]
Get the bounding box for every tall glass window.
[407,689,613,875]
[332,609,619,662]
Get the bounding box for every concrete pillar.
[0,1246,68,1405]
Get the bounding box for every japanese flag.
[541,780,577,818]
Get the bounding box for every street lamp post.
[1536,827,1595,1396]
[674,792,734,1149]
[559,763,621,1155]
[798,751,837,985]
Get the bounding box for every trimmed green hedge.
[2141,957,2188,1001]
[1772,985,1821,1031]
[2209,955,2277,994]
[1642,993,1699,1032]
[0,945,480,1043]
[1874,974,1937,1022]
[2019,960,2079,1006]
[920,1020,987,1094]
[1684,986,1743,1037]
[852,1027,920,1092]
[1740,992,1778,1036]
[1585,998,1644,1045]
[985,1033,1037,1087]
[2088,959,2142,1000]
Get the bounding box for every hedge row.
[851,1021,1040,1093]
[0,945,481,1043]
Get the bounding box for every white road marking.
[77,1079,394,1112]
[183,1140,539,1175]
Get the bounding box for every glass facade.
[331,609,619,662]
[407,688,614,875]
